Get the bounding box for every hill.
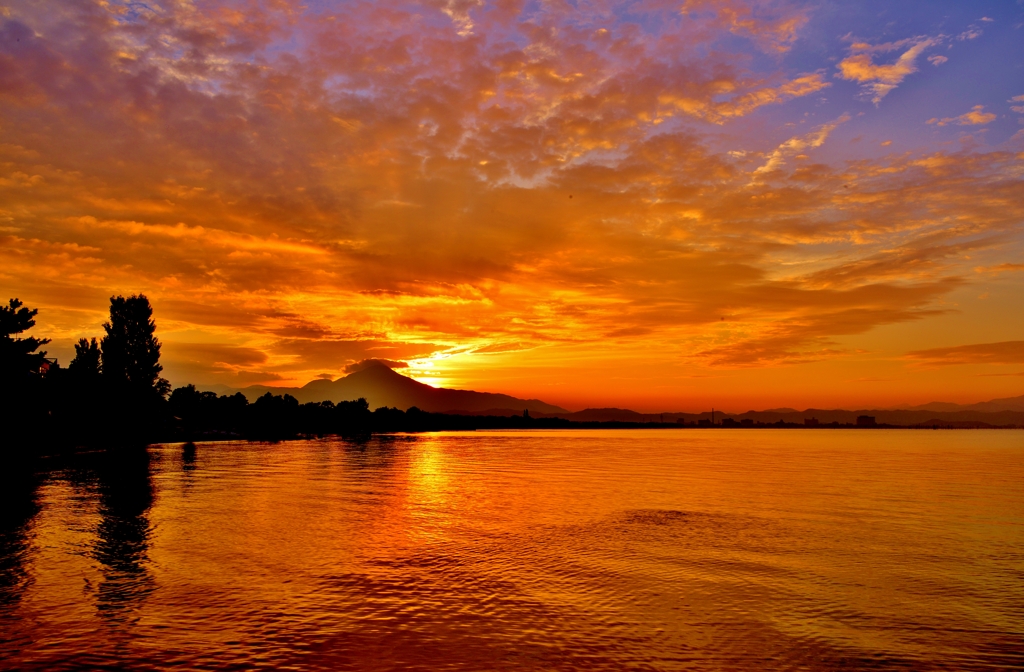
[895,394,1024,413]
[199,368,1021,427]
[527,406,1023,427]
[210,362,568,414]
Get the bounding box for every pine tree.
[100,295,170,397]
[0,298,50,383]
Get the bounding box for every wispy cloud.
[1,0,1022,404]
[975,263,1024,275]
[753,114,850,176]
[927,105,997,127]
[682,0,810,54]
[958,25,984,41]
[906,341,1024,366]
[836,36,940,104]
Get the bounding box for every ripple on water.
[0,430,1022,671]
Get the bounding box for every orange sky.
[2,0,1023,411]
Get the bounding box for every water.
[1,430,1022,670]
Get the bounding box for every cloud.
[1,0,1023,400]
[344,358,410,374]
[434,0,484,37]
[837,36,940,104]
[271,340,439,372]
[681,0,810,54]
[159,342,286,385]
[166,343,269,368]
[927,55,948,66]
[975,263,1024,275]
[754,114,850,175]
[926,105,997,127]
[957,26,983,41]
[906,341,1024,366]
[1011,95,1024,114]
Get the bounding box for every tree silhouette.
[0,298,50,383]
[100,295,170,398]
[69,337,102,379]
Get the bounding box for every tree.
[0,298,50,383]
[100,295,170,398]
[69,337,102,379]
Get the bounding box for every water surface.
[1,430,1022,670]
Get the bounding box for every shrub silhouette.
[69,337,102,381]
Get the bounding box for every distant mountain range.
[533,406,1024,428]
[203,362,568,415]
[894,395,1024,413]
[199,363,1023,425]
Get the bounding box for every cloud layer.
[1,0,1022,409]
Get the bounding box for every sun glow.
[2,0,1022,410]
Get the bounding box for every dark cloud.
[271,339,437,371]
[164,343,269,367]
[343,359,411,374]
[1,0,1021,403]
[906,341,1024,366]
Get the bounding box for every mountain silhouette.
[227,362,568,414]
[199,367,1022,423]
[895,394,1024,413]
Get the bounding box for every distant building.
[741,418,754,427]
[34,357,57,376]
[697,418,712,427]
[721,418,738,427]
[804,417,819,427]
[857,415,877,427]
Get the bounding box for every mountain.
[216,363,568,414]
[199,369,1021,425]
[896,394,1024,413]
[532,405,1024,426]
[535,408,657,422]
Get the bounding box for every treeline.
[0,296,587,451]
[167,387,584,439]
[2,296,174,449]
[7,296,992,452]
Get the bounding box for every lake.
[1,430,1022,670]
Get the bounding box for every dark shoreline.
[7,373,1021,457]
[162,413,1021,445]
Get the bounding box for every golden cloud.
[682,0,810,54]
[753,114,850,176]
[927,105,997,127]
[906,341,1024,366]
[837,37,940,104]
[1,0,1022,402]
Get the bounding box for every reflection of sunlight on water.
[406,437,452,541]
[4,432,1024,671]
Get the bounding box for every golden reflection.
[3,433,1022,669]
[404,437,454,541]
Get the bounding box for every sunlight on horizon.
[1,0,1022,410]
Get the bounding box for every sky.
[1,0,1023,412]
